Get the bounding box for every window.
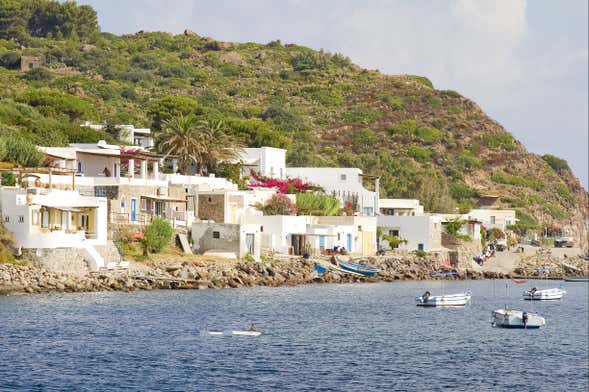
[3,216,8,223]
[42,211,49,228]
[490,216,496,224]
[340,174,347,181]
[212,231,220,239]
[260,226,264,232]
[208,197,212,203]
[95,188,107,197]
[418,243,424,251]
[18,216,24,223]
[77,162,83,173]
[140,199,147,211]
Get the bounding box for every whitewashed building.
[464,209,516,232]
[0,187,108,270]
[379,199,424,216]
[238,147,286,179]
[285,167,379,216]
[378,215,443,251]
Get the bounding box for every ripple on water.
[0,280,587,391]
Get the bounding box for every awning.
[38,205,86,212]
[141,195,187,203]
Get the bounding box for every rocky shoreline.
[1,254,586,295]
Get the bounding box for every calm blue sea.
[0,279,587,391]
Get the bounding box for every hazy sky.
[79,0,588,188]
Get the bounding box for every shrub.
[1,136,45,167]
[456,150,482,170]
[444,218,465,236]
[481,133,516,150]
[449,182,478,200]
[377,93,403,110]
[542,154,569,172]
[0,51,21,69]
[382,234,407,250]
[351,128,376,148]
[414,126,442,143]
[23,67,52,81]
[427,97,441,107]
[296,192,339,216]
[441,90,461,98]
[341,108,382,125]
[414,249,427,258]
[448,105,463,114]
[556,183,574,202]
[405,145,431,162]
[387,120,442,143]
[259,194,297,215]
[291,51,328,71]
[491,173,544,190]
[16,88,96,122]
[141,217,174,254]
[409,75,433,88]
[1,172,16,186]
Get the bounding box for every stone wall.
[21,248,90,276]
[197,194,225,222]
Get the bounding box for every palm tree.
[157,114,202,174]
[196,118,243,175]
[158,115,242,175]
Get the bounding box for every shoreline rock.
[0,254,585,296]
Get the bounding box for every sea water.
[0,279,587,391]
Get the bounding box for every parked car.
[554,237,574,248]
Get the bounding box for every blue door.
[346,234,352,252]
[131,199,137,222]
[319,235,325,249]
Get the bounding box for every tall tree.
[157,115,242,175]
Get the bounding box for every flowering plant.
[249,175,319,194]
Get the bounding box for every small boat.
[231,330,262,337]
[523,287,566,300]
[208,330,224,335]
[314,264,328,274]
[492,309,546,329]
[416,290,472,307]
[336,258,381,277]
[564,276,589,282]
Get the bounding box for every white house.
[191,222,261,261]
[285,167,379,216]
[378,215,443,251]
[0,187,108,270]
[238,147,286,179]
[81,122,154,150]
[117,125,154,150]
[463,209,516,232]
[242,214,377,256]
[379,199,424,216]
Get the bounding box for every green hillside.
[0,0,587,245]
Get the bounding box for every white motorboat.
[415,290,472,307]
[231,330,262,337]
[522,287,566,300]
[492,309,546,329]
[207,330,224,335]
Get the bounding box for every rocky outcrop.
[0,252,520,295]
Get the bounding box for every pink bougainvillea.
[249,175,318,194]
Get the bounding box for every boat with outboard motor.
[415,272,471,307]
[416,290,472,307]
[523,287,566,300]
[492,309,546,329]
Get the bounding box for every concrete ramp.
[81,243,105,270]
[177,233,193,254]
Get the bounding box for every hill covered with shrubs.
[0,0,587,247]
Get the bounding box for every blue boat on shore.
[336,258,381,277]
